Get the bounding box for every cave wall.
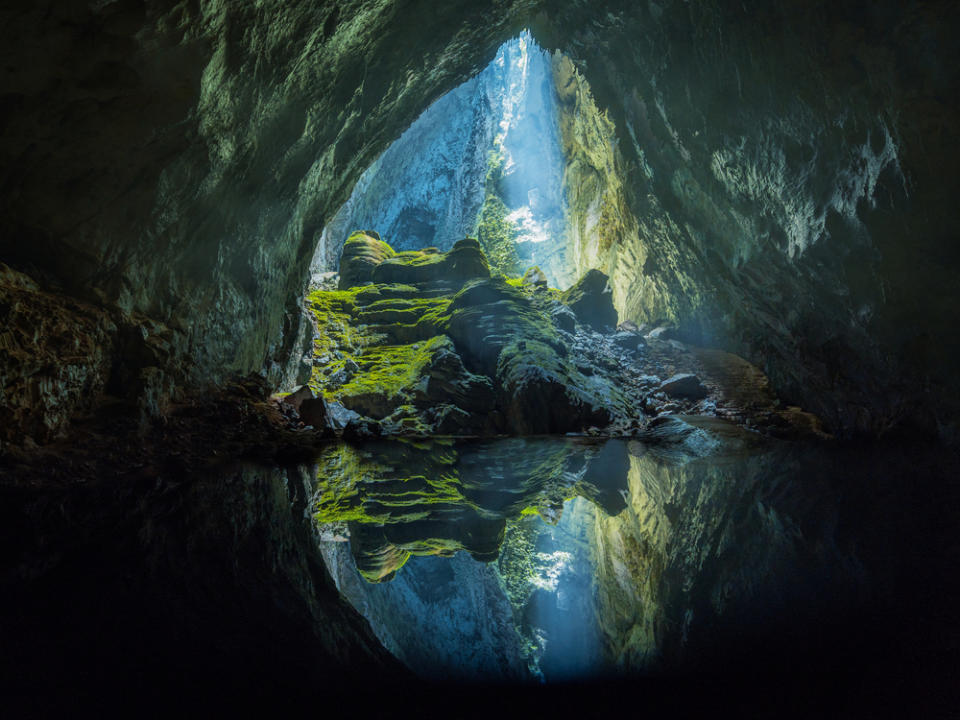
[309,56,497,275]
[0,0,537,438]
[533,0,960,437]
[1,0,957,441]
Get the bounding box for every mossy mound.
[338,231,396,289]
[371,238,490,285]
[310,232,638,436]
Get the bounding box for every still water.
[2,425,955,713]
[306,427,954,686]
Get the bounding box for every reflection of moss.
[313,440,465,525]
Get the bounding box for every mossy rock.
[371,237,489,286]
[331,336,449,418]
[521,266,548,288]
[338,231,396,289]
[560,268,618,331]
[446,277,562,376]
[496,339,615,434]
[352,283,422,306]
[410,340,495,416]
[355,296,451,344]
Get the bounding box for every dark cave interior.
[1,1,959,717]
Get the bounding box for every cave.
[1,1,959,717]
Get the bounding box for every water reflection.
[2,431,953,711]
[309,430,907,682]
[313,437,629,583]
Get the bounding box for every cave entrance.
[310,30,573,290]
[296,30,636,437]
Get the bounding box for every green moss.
[339,232,397,289]
[355,296,451,343]
[330,335,450,416]
[353,283,421,305]
[306,286,368,392]
[371,240,489,286]
[313,440,469,526]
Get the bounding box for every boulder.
[658,373,709,400]
[645,325,680,340]
[413,340,495,414]
[430,404,479,435]
[446,277,560,376]
[560,269,618,331]
[338,231,396,289]
[611,331,645,353]
[326,401,363,430]
[521,265,548,288]
[549,303,576,334]
[280,385,314,411]
[496,339,614,434]
[299,396,329,428]
[342,417,383,441]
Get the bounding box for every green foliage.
[477,194,523,277]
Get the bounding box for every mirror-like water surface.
[307,431,952,685]
[3,433,956,714]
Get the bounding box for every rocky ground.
[0,231,826,488]
[300,231,828,442]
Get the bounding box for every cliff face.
[1,0,957,444]
[310,59,497,273]
[551,54,637,298]
[0,0,539,444]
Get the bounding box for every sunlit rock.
[338,231,397,289]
